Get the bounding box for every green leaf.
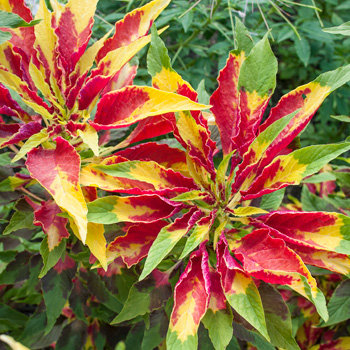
[323,21,350,36]
[147,24,172,77]
[55,320,87,350]
[0,152,12,166]
[0,30,12,44]
[171,190,208,202]
[140,215,193,280]
[255,110,299,148]
[84,270,123,313]
[0,251,16,274]
[3,210,35,235]
[0,303,28,331]
[294,37,310,66]
[112,272,171,324]
[301,186,335,212]
[0,252,31,284]
[303,172,336,183]
[39,237,66,278]
[232,321,274,350]
[202,309,233,350]
[294,142,350,178]
[0,10,41,28]
[141,310,168,350]
[238,34,277,96]
[334,171,350,187]
[216,151,234,190]
[41,260,76,334]
[316,64,350,92]
[12,129,48,162]
[197,79,210,105]
[321,279,350,326]
[235,17,254,54]
[259,283,300,350]
[125,323,145,350]
[330,115,350,123]
[260,188,285,211]
[180,11,193,33]
[179,218,213,259]
[226,281,269,341]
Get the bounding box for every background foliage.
[92,0,350,145]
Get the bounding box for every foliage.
[0,0,350,349]
[94,0,350,146]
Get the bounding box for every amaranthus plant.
[0,0,206,266]
[81,22,350,349]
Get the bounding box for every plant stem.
[20,187,45,202]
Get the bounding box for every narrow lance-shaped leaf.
[285,242,350,276]
[242,142,350,199]
[180,211,216,259]
[234,229,328,321]
[26,137,88,243]
[81,155,159,195]
[87,194,180,225]
[78,31,166,111]
[90,86,209,130]
[96,0,171,62]
[54,0,98,74]
[95,160,196,193]
[257,211,350,255]
[148,24,196,95]
[235,34,278,154]
[216,235,269,340]
[210,51,246,155]
[107,221,167,268]
[119,24,201,147]
[233,111,298,192]
[12,129,48,162]
[259,64,350,166]
[175,110,216,180]
[140,208,202,280]
[0,121,42,148]
[115,141,189,174]
[166,244,210,350]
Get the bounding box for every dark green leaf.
[259,283,300,350]
[41,258,76,333]
[321,279,350,326]
[55,320,87,350]
[141,310,168,350]
[294,37,310,66]
[112,271,171,324]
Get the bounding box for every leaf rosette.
[0,0,207,262]
[84,21,350,349]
